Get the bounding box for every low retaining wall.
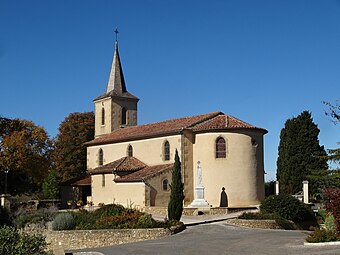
[46,228,172,250]
[227,219,283,229]
[145,206,229,216]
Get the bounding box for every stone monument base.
[188,198,210,208]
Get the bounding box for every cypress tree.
[276,111,328,195]
[168,149,184,221]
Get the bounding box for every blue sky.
[0,0,339,181]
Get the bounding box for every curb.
[304,241,340,247]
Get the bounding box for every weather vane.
[114,28,119,42]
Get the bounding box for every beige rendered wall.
[87,135,181,169]
[145,170,172,207]
[192,131,265,207]
[91,173,145,209]
[94,98,112,138]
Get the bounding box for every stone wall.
[46,228,171,250]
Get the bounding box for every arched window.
[216,137,226,158]
[127,145,133,157]
[122,108,127,125]
[98,149,104,166]
[164,141,170,161]
[101,108,105,125]
[162,179,169,191]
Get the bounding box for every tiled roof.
[193,114,268,133]
[115,164,173,183]
[60,174,91,186]
[89,156,147,174]
[85,111,267,146]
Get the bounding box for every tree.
[276,111,328,195]
[168,149,184,221]
[54,112,94,181]
[0,118,52,194]
[42,170,60,199]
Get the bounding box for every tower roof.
[106,41,127,94]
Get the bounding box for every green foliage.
[260,194,316,223]
[0,226,48,255]
[15,207,57,229]
[168,150,184,221]
[72,210,96,230]
[93,203,125,218]
[0,117,53,194]
[137,213,154,228]
[306,228,339,243]
[238,212,275,220]
[52,213,75,230]
[323,188,340,232]
[265,181,275,197]
[274,215,295,230]
[324,214,336,231]
[276,111,328,195]
[54,112,94,181]
[42,170,60,199]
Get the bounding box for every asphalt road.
[71,222,340,255]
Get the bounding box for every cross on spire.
[114,28,119,42]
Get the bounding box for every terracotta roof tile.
[89,156,147,174]
[85,111,267,146]
[193,114,268,133]
[60,174,91,186]
[85,112,221,146]
[115,164,173,182]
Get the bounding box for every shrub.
[274,215,295,230]
[137,213,154,228]
[72,210,96,230]
[260,194,315,222]
[306,228,339,243]
[96,211,144,229]
[0,226,48,255]
[323,188,340,232]
[238,212,275,220]
[52,213,75,230]
[324,214,336,231]
[93,204,125,218]
[15,207,57,229]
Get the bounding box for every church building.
[85,37,268,210]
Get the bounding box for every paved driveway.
[71,222,340,255]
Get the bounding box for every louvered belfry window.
[216,137,226,158]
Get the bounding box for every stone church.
[85,38,268,210]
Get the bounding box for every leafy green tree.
[168,150,184,221]
[54,112,94,181]
[42,170,60,199]
[276,111,328,195]
[0,118,52,194]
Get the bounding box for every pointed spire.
[106,29,127,94]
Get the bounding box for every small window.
[101,108,105,125]
[164,141,170,161]
[162,179,169,191]
[98,149,104,166]
[127,145,133,157]
[216,137,226,158]
[102,174,105,187]
[122,108,127,125]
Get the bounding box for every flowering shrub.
[323,188,340,232]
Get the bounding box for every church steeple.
[106,37,127,94]
[93,30,139,138]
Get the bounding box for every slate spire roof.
[94,39,138,101]
[106,41,127,94]
[85,111,267,146]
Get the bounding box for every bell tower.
[93,31,139,138]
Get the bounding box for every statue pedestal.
[188,186,210,208]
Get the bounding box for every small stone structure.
[46,228,172,250]
[189,161,210,208]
